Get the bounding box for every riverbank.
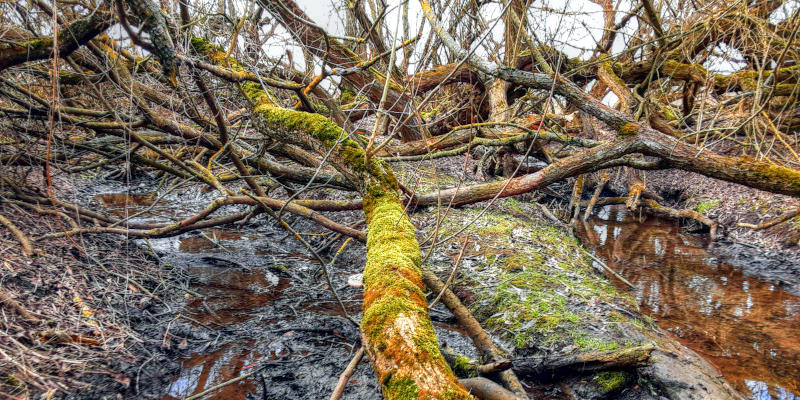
[647,169,800,252]
[0,198,185,398]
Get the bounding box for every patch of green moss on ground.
[505,197,524,213]
[575,335,620,352]
[593,370,631,394]
[695,199,720,214]
[608,312,628,323]
[502,254,528,272]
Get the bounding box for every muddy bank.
[6,169,798,400]
[645,169,800,252]
[64,179,486,400]
[708,239,800,297]
[0,198,186,399]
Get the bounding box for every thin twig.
[329,346,365,400]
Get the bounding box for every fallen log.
[512,345,655,379]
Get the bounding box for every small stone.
[347,273,363,288]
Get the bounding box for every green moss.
[593,371,630,394]
[608,312,629,323]
[695,200,720,214]
[745,158,800,190]
[421,108,441,120]
[430,204,634,350]
[660,60,708,81]
[452,355,474,377]
[443,388,474,399]
[5,373,23,388]
[575,335,620,352]
[190,36,222,54]
[384,376,418,400]
[506,197,524,214]
[339,86,356,103]
[662,105,680,121]
[502,254,528,272]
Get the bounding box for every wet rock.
[424,199,746,399]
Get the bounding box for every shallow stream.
[578,205,800,400]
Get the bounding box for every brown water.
[160,258,291,399]
[162,342,263,400]
[578,206,800,399]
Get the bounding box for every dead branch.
[0,212,35,256]
[738,206,800,230]
[512,345,655,378]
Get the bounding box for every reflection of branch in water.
[579,206,800,395]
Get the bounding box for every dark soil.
[4,162,799,400]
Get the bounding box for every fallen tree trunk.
[420,2,800,198]
[193,39,474,399]
[512,345,655,379]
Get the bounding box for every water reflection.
[578,206,800,399]
[94,193,177,218]
[185,265,287,324]
[178,229,245,253]
[162,343,261,400]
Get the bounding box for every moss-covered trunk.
[191,38,473,399]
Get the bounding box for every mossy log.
[0,10,113,72]
[249,108,474,400]
[512,345,655,378]
[194,38,473,399]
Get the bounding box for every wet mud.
[578,205,800,399]
[83,183,477,400]
[78,181,800,400]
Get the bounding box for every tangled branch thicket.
[0,0,799,398]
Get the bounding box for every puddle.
[184,264,288,325]
[95,193,155,208]
[88,188,481,399]
[578,205,800,399]
[162,343,263,400]
[179,229,245,253]
[93,192,184,220]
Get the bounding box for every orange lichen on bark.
[618,122,639,136]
